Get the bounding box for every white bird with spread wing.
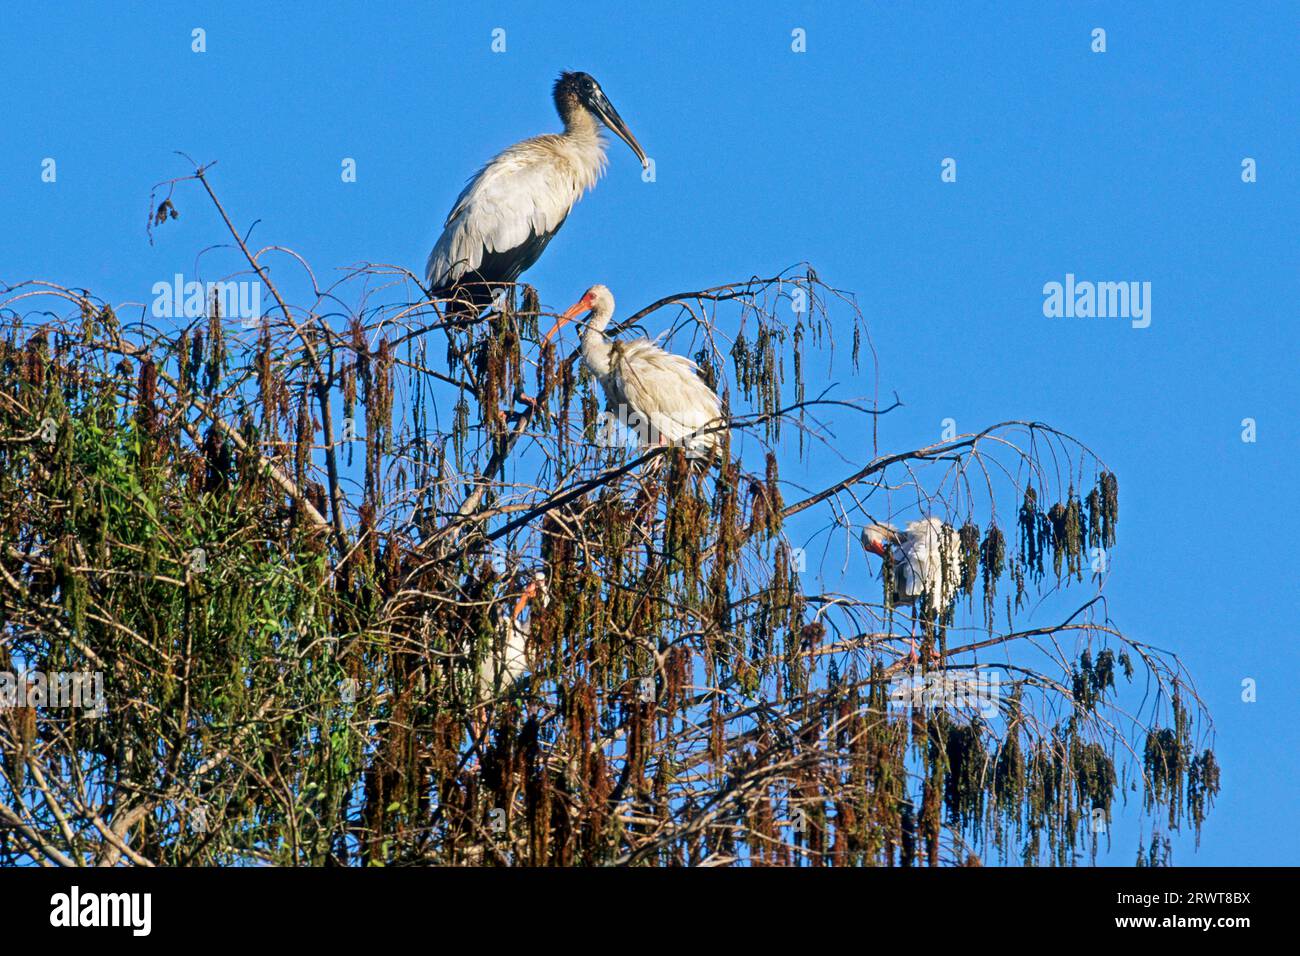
[544,284,726,459]
[861,517,962,663]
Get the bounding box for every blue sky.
[2,2,1297,864]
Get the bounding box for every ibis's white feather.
[478,615,530,701]
[609,339,725,455]
[575,285,726,457]
[864,517,962,615]
[477,572,548,702]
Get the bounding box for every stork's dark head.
[553,71,649,168]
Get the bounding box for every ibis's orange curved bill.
[512,579,540,620]
[542,298,591,343]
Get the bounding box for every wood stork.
[544,284,727,459]
[478,570,548,702]
[426,72,648,315]
[861,517,962,662]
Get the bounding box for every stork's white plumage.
[426,72,648,313]
[861,517,962,616]
[544,285,727,458]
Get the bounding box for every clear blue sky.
[2,2,1296,865]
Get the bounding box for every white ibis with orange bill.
[544,284,726,459]
[861,517,962,662]
[478,570,548,702]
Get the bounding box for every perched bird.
[478,570,548,702]
[426,72,649,315]
[861,517,962,661]
[544,284,727,458]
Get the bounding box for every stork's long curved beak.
[589,90,649,169]
[542,299,590,343]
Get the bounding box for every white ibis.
[426,72,648,314]
[478,570,548,702]
[544,284,726,458]
[861,517,962,662]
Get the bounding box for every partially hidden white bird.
[426,72,648,315]
[544,284,727,459]
[861,517,962,662]
[478,570,548,702]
